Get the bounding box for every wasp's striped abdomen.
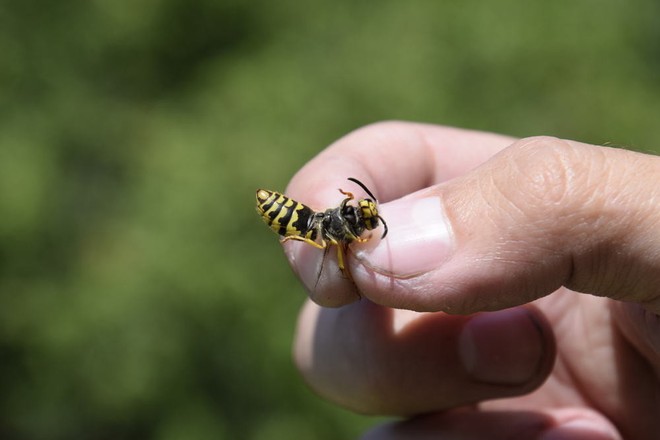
[256,189,317,240]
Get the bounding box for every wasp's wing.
[313,245,331,292]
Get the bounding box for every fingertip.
[354,195,455,278]
[283,240,361,307]
[292,302,555,416]
[279,122,523,311]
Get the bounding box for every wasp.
[255,177,388,281]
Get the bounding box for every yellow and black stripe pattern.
[255,189,317,241]
[256,178,387,280]
[358,199,379,231]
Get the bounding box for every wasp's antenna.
[347,177,378,201]
[378,215,388,239]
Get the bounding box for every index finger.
[283,121,515,306]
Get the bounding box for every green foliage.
[0,0,659,438]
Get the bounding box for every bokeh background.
[1,1,659,439]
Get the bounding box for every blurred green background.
[1,0,659,438]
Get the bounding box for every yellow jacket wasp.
[255,177,388,280]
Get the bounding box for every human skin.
[283,122,660,439]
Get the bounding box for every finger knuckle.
[500,136,591,218]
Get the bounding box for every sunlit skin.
[285,122,660,440]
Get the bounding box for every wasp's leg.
[322,237,348,273]
[280,235,327,249]
[335,243,355,282]
[352,234,373,244]
[335,242,345,271]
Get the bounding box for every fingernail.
[355,196,454,276]
[459,308,545,385]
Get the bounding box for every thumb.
[354,136,660,314]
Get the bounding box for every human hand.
[285,122,660,439]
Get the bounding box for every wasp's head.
[346,177,388,239]
[357,198,388,238]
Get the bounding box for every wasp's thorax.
[318,197,385,245]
